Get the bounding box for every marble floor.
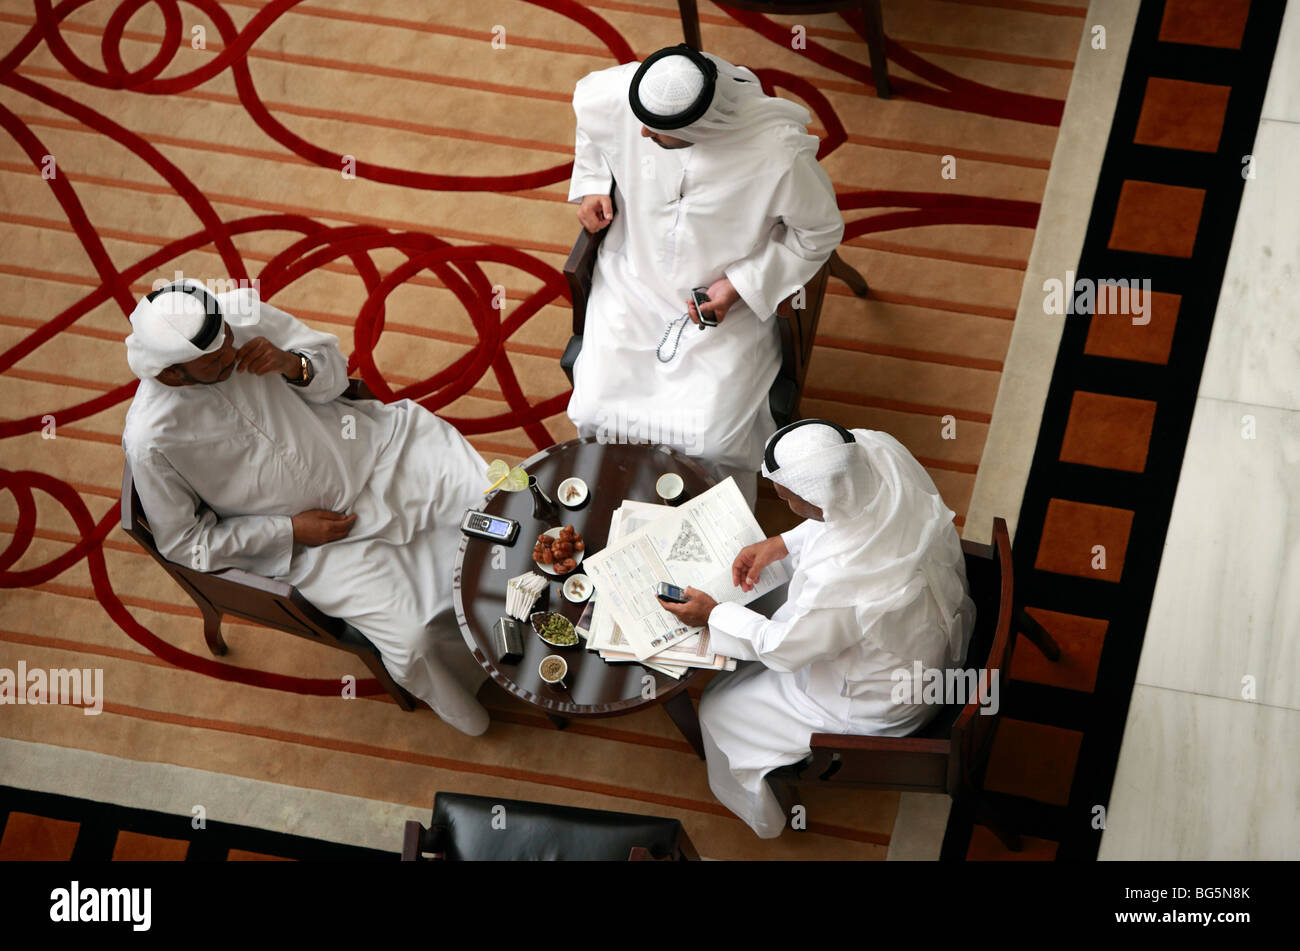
[1099,1,1300,861]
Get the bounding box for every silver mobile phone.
[692,287,717,327]
[656,582,689,604]
[460,510,519,545]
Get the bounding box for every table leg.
[546,713,569,730]
[663,691,706,760]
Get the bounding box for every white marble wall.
[1101,17,1300,859]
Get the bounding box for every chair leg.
[861,0,891,99]
[976,797,1023,852]
[829,251,869,298]
[357,649,418,712]
[1017,609,1063,662]
[675,826,702,861]
[678,0,702,50]
[199,603,228,656]
[662,690,706,760]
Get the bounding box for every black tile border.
[0,784,395,861]
[942,0,1287,861]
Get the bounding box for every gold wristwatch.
[285,351,314,386]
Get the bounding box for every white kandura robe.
[700,518,976,839]
[122,301,491,735]
[565,63,846,479]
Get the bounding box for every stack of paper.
[580,492,764,679]
[506,572,548,621]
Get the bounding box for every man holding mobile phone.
[658,421,976,839]
[565,45,845,505]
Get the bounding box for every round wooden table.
[452,437,716,758]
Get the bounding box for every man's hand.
[658,586,718,628]
[235,337,299,378]
[577,194,614,232]
[687,277,741,326]
[732,535,789,592]
[291,509,357,546]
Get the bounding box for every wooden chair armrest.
[401,820,425,861]
[204,565,296,598]
[342,378,377,401]
[563,187,616,337]
[809,732,952,756]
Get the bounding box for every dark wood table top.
[452,437,718,718]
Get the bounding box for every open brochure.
[582,478,789,661]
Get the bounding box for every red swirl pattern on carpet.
[0,0,1064,698]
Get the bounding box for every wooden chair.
[765,517,1062,851]
[120,378,419,711]
[401,792,700,861]
[561,187,868,428]
[676,0,891,99]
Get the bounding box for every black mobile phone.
[692,287,717,327]
[656,582,689,604]
[460,510,520,545]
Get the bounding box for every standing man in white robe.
[660,420,977,838]
[121,279,491,735]
[566,45,845,503]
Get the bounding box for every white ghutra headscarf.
[124,279,261,380]
[630,45,820,155]
[762,421,975,665]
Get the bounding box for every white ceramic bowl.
[557,477,589,508]
[562,574,593,603]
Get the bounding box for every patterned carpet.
[0,0,1084,859]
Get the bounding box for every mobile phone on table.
[656,582,689,604]
[461,510,519,545]
[692,287,717,327]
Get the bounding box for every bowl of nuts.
[532,525,585,576]
[531,611,580,648]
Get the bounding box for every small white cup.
[539,654,568,686]
[655,472,685,505]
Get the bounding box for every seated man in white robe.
[121,280,490,736]
[659,420,977,838]
[566,45,845,504]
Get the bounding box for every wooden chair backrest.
[947,517,1014,796]
[794,518,1014,798]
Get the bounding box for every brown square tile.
[1034,498,1134,582]
[1085,290,1181,364]
[227,849,294,861]
[1108,180,1206,258]
[1135,77,1231,152]
[983,718,1083,806]
[1011,607,1109,693]
[1159,0,1251,49]
[965,824,1060,861]
[0,812,79,860]
[112,830,190,861]
[1059,390,1157,473]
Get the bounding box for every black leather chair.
[401,792,699,861]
